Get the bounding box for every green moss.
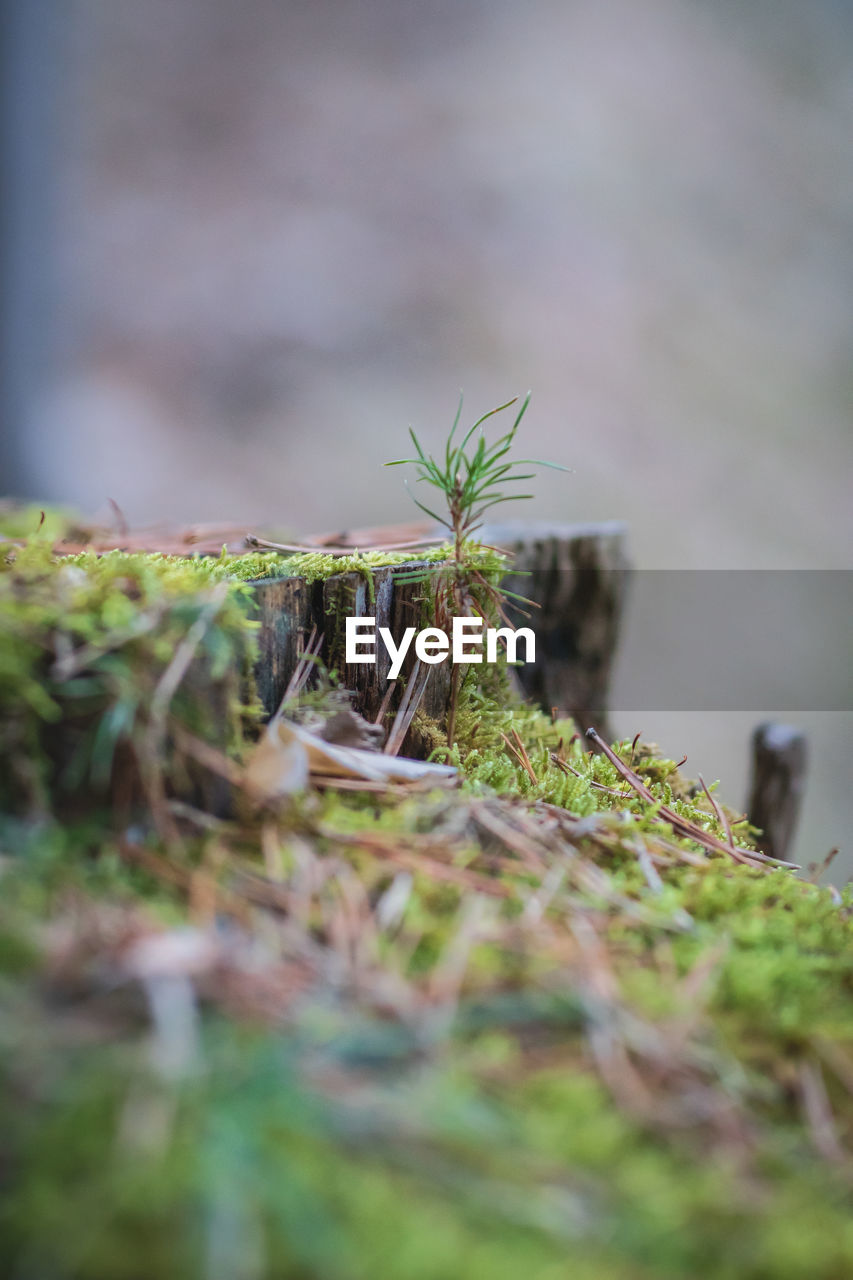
[246,542,456,583]
[0,541,261,817]
[2,506,852,1280]
[0,501,78,543]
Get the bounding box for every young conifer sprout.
[386,394,570,742]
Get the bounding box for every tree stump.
[480,520,630,738]
[249,521,630,742]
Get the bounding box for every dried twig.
[807,848,839,885]
[586,729,798,870]
[324,829,516,899]
[506,728,538,784]
[633,839,664,895]
[245,534,445,556]
[278,625,324,709]
[697,774,736,859]
[373,678,398,726]
[550,752,625,797]
[171,724,246,787]
[383,660,431,757]
[799,1059,847,1165]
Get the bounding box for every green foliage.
[385,394,569,743]
[386,393,569,548]
[265,542,454,584]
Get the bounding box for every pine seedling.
[386,394,570,742]
[386,393,568,564]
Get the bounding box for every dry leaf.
[244,718,455,801]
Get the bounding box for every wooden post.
[747,722,808,864]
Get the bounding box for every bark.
[481,520,630,738]
[249,521,630,742]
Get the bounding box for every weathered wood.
[248,522,630,740]
[388,562,451,723]
[251,574,313,715]
[322,567,392,712]
[481,520,630,737]
[747,722,808,863]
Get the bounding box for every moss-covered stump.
[1,507,852,1280]
[1,507,630,744]
[250,520,630,735]
[250,557,454,727]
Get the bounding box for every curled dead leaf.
[244,718,455,801]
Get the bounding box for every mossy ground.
[1,509,852,1280]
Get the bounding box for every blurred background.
[2,0,851,868]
